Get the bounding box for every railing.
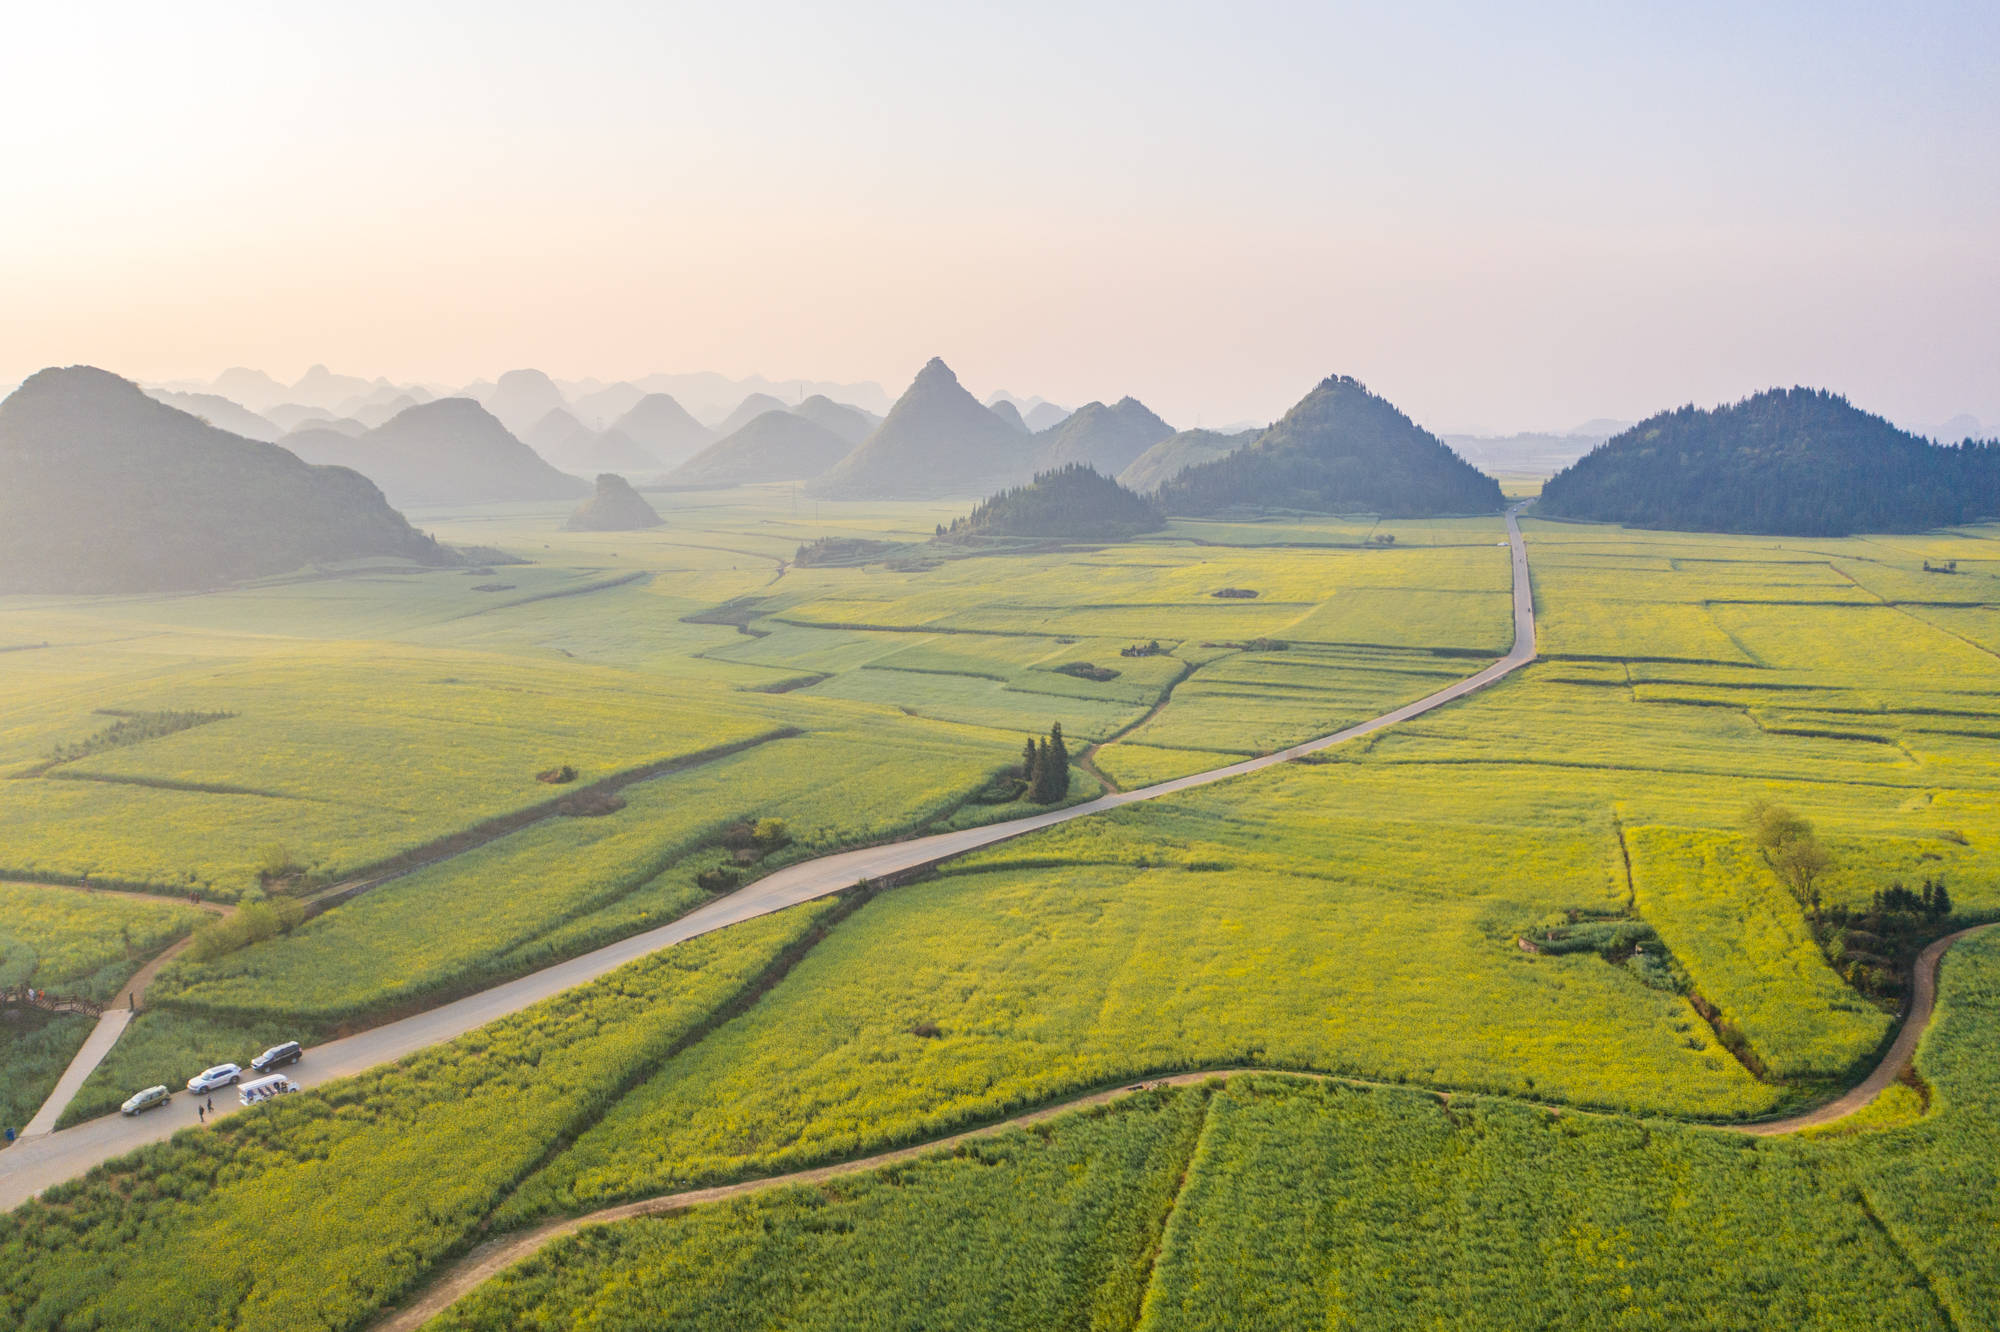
[0,986,104,1018]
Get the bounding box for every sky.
[1,1,1995,433]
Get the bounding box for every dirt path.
[377,918,1988,1332]
[1740,922,1991,1136]
[14,895,236,1137]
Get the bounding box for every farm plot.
[501,768,1769,1222]
[0,902,838,1332]
[431,1088,1208,1332]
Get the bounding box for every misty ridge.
[3,353,1998,596]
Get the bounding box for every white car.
[120,1085,171,1116]
[187,1063,242,1094]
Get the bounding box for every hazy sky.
[3,2,1995,432]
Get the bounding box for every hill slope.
[1119,428,1256,494]
[715,392,791,437]
[0,367,447,593]
[1155,376,1504,517]
[939,464,1165,543]
[142,390,282,442]
[1537,389,2000,535]
[811,358,1036,499]
[792,395,878,446]
[285,399,588,506]
[564,473,664,531]
[610,394,714,468]
[667,411,852,488]
[1033,397,1174,475]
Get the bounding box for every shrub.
[536,764,578,784]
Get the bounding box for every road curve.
[1741,922,1992,1136]
[0,510,1536,1210]
[380,915,1988,1332]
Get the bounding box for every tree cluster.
[1021,723,1072,804]
[1538,387,2000,536]
[939,464,1165,543]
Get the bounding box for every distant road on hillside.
[0,510,1537,1209]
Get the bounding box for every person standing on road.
[198,1105,205,1125]
[206,1094,214,1113]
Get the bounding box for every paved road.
[0,511,1537,1209]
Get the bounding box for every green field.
[4,495,2000,1328]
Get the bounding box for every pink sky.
[3,3,1994,433]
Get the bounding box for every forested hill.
[1155,376,1504,517]
[0,366,450,593]
[938,464,1165,542]
[1538,388,2000,535]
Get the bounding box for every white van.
[237,1074,299,1107]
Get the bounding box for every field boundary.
[372,919,1986,1332]
[0,509,1535,1208]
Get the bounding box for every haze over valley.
[3,5,1999,1331]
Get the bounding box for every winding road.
[2,506,1919,1222]
[0,513,1533,1208]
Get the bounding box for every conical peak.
[914,357,958,387]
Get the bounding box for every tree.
[1746,798,1832,918]
[1771,837,1833,919]
[1746,799,1812,863]
[1021,737,1040,781]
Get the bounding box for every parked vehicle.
[186,1062,242,1094]
[237,1074,299,1107]
[249,1040,302,1073]
[120,1085,171,1116]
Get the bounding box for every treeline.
[1539,388,2000,535]
[938,465,1164,542]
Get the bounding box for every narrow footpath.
[377,918,1991,1330]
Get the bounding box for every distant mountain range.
[811,358,1038,499]
[1155,376,1506,517]
[793,395,879,446]
[526,409,661,476]
[0,367,447,593]
[282,399,588,506]
[666,410,853,489]
[1033,397,1174,476]
[609,394,715,467]
[714,392,793,437]
[1538,389,2000,535]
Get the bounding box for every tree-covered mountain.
[0,366,449,593]
[283,399,588,506]
[563,473,664,531]
[938,464,1165,543]
[1155,375,1504,517]
[791,394,878,446]
[812,358,1036,499]
[1033,397,1175,476]
[666,410,853,488]
[1537,388,2000,535]
[609,393,714,468]
[1118,427,1257,494]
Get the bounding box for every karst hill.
[0,366,449,593]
